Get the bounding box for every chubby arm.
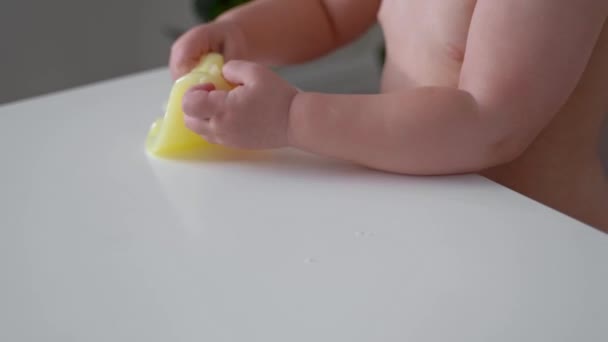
[218,0,380,65]
[288,0,607,174]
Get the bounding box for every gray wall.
[0,0,196,104]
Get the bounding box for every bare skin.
[171,0,608,232]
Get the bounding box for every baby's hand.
[182,61,298,150]
[170,21,247,80]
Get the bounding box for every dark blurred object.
[194,0,250,22]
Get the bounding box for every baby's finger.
[222,60,265,85]
[182,86,220,120]
[170,26,210,80]
[184,114,213,138]
[206,90,229,116]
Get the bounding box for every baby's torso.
[378,0,608,231]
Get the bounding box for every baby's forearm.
[288,88,515,175]
[218,0,379,66]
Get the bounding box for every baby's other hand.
[170,20,247,80]
[182,61,298,150]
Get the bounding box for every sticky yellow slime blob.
[146,53,234,158]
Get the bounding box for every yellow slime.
[146,53,234,158]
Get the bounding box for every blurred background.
[0,0,384,105]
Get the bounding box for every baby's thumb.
[222,60,261,85]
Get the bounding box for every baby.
[170,0,608,232]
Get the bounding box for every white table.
[1,69,607,342]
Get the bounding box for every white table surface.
[1,69,607,342]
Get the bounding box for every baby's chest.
[379,0,476,63]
